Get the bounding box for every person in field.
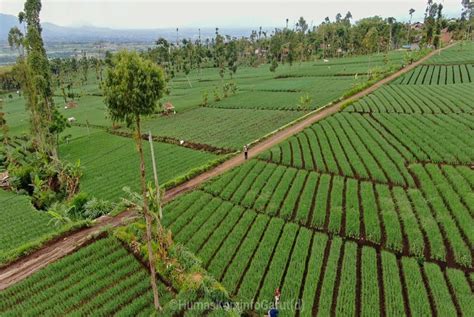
[268,306,279,317]
[243,144,249,160]
[274,288,281,306]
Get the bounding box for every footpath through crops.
[152,43,474,315]
[1,43,472,316]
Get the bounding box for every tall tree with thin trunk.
[9,0,62,159]
[102,50,166,311]
[407,8,415,44]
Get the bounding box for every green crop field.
[423,41,474,64]
[132,44,473,315]
[208,76,363,111]
[0,189,54,259]
[393,64,474,85]
[2,39,473,316]
[344,83,474,113]
[0,190,78,265]
[0,237,174,316]
[139,107,303,150]
[59,128,221,201]
[3,0,474,314]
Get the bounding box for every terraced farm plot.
[57,95,110,126]
[209,77,362,111]
[198,159,472,265]
[0,190,67,264]
[3,43,473,316]
[262,112,473,172]
[0,237,174,316]
[152,45,474,316]
[60,129,220,201]
[1,93,109,136]
[275,50,405,78]
[423,41,474,64]
[393,64,474,85]
[344,83,474,113]
[162,190,471,316]
[140,107,303,150]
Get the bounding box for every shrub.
[8,164,34,194]
[69,192,90,218]
[213,87,221,101]
[201,91,209,106]
[83,198,113,219]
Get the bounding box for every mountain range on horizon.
[0,13,260,44]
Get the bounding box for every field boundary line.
[0,44,454,290]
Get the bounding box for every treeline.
[2,0,472,92]
[143,2,473,78]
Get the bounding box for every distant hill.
[0,13,256,43]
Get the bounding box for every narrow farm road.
[0,45,453,291]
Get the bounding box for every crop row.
[197,158,473,266]
[370,113,473,165]
[205,174,413,264]
[0,237,173,315]
[60,130,219,201]
[141,107,302,150]
[394,64,474,85]
[346,84,474,114]
[410,163,473,267]
[260,113,418,186]
[0,190,60,263]
[423,42,474,65]
[208,77,358,111]
[164,202,470,317]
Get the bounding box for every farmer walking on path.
[243,144,249,160]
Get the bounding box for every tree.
[8,27,24,56]
[363,27,379,54]
[213,28,226,83]
[102,50,166,311]
[10,0,59,159]
[79,52,89,84]
[407,8,415,44]
[345,11,353,21]
[387,17,395,50]
[423,1,438,45]
[297,16,308,33]
[433,4,443,48]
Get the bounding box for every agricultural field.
[0,189,82,265]
[144,43,474,315]
[59,128,221,201]
[2,42,472,315]
[208,76,363,111]
[0,237,175,316]
[139,107,303,150]
[393,64,474,85]
[3,0,474,312]
[344,84,474,113]
[0,45,407,274]
[422,41,474,64]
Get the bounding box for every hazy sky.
[0,0,466,29]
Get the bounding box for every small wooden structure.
[163,102,176,115]
[65,101,78,110]
[0,171,9,188]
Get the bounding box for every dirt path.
[0,46,451,291]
